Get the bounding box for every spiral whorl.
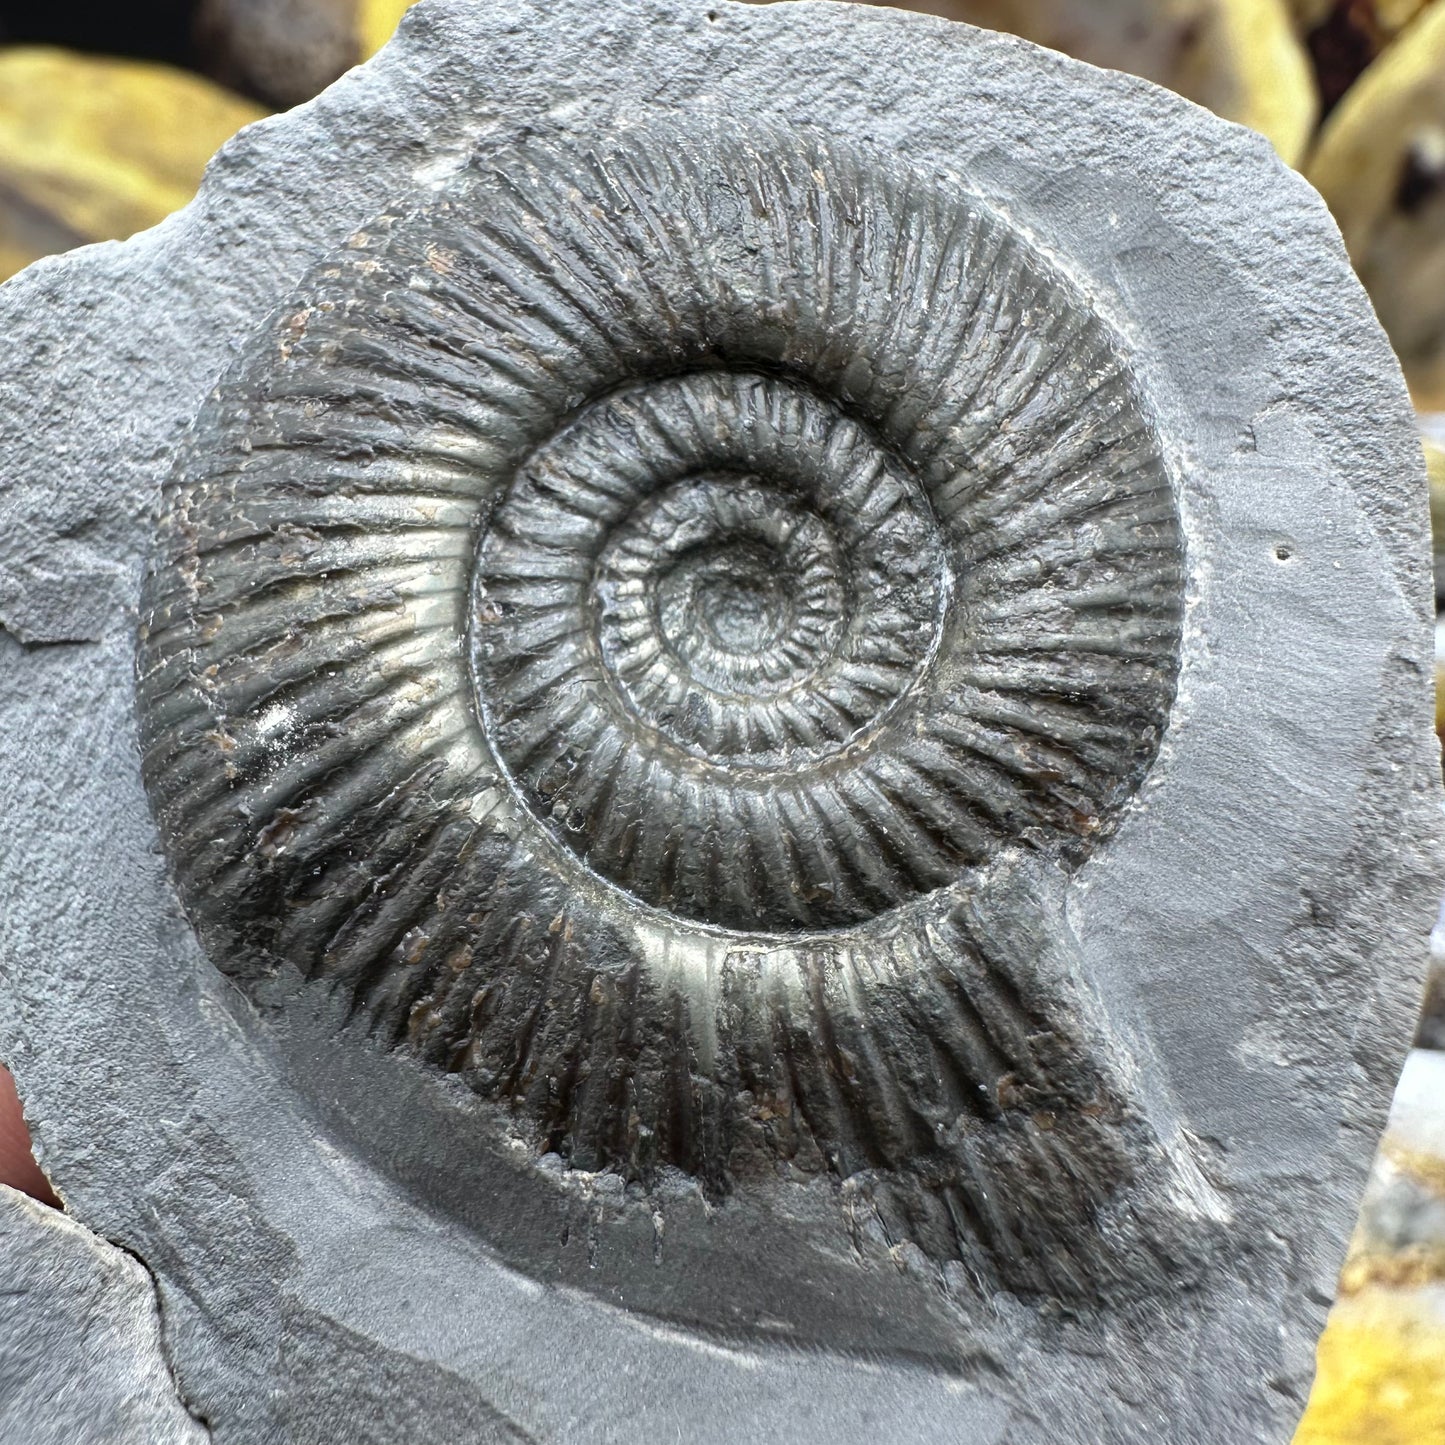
[475,368,953,930]
[138,119,1189,1296]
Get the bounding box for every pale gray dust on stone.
[136,120,1190,1300]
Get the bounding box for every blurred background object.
[0,1066,57,1208]
[1298,1289,1445,1444]
[1290,0,1431,113]
[0,0,421,284]
[1294,1048,1445,1443]
[1306,3,1445,409]
[0,47,263,279]
[193,0,361,109]
[0,3,198,67]
[193,0,415,108]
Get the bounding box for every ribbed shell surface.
[138,121,1191,1299]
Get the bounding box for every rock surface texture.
[0,1187,207,1444]
[0,1,1437,1442]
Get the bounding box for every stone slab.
[0,1,1438,1441]
[0,1186,207,1445]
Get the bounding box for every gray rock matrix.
[0,1,1437,1442]
[0,1187,206,1445]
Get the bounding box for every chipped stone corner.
[0,1184,209,1444]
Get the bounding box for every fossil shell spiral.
[138,120,1189,1297]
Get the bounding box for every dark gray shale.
[0,2,1438,1442]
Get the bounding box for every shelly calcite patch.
[138,120,1189,1297]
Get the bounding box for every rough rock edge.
[0,1184,210,1443]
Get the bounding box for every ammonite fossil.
[138,119,1190,1299]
